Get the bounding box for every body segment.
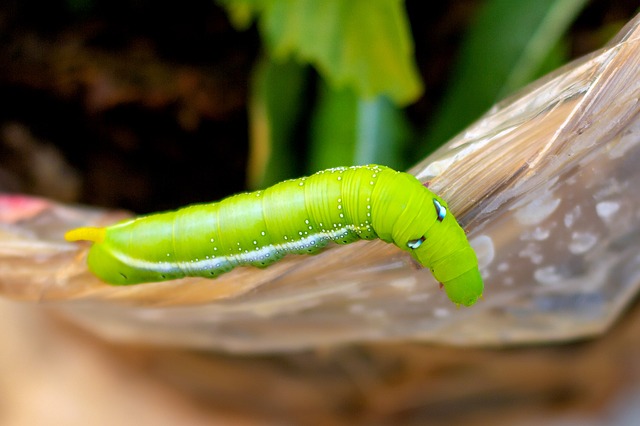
[65,165,483,306]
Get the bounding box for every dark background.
[0,0,637,213]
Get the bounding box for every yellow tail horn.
[64,227,106,244]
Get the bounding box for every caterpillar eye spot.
[407,236,426,249]
[433,199,447,222]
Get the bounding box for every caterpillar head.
[439,267,483,307]
[405,197,483,307]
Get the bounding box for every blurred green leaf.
[353,96,410,169]
[218,0,423,105]
[308,81,410,172]
[307,81,357,171]
[247,57,309,188]
[218,0,260,29]
[422,0,589,155]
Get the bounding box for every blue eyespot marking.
[433,199,447,222]
[407,236,426,249]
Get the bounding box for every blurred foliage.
[307,84,411,172]
[218,0,420,187]
[422,0,590,154]
[219,0,423,104]
[218,0,597,187]
[247,57,309,186]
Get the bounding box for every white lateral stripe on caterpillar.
[105,226,362,275]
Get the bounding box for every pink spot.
[0,195,50,223]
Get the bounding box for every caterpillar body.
[65,165,483,306]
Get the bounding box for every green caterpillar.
[65,165,483,306]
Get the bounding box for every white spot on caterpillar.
[261,231,266,236]
[253,240,258,245]
[210,238,214,242]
